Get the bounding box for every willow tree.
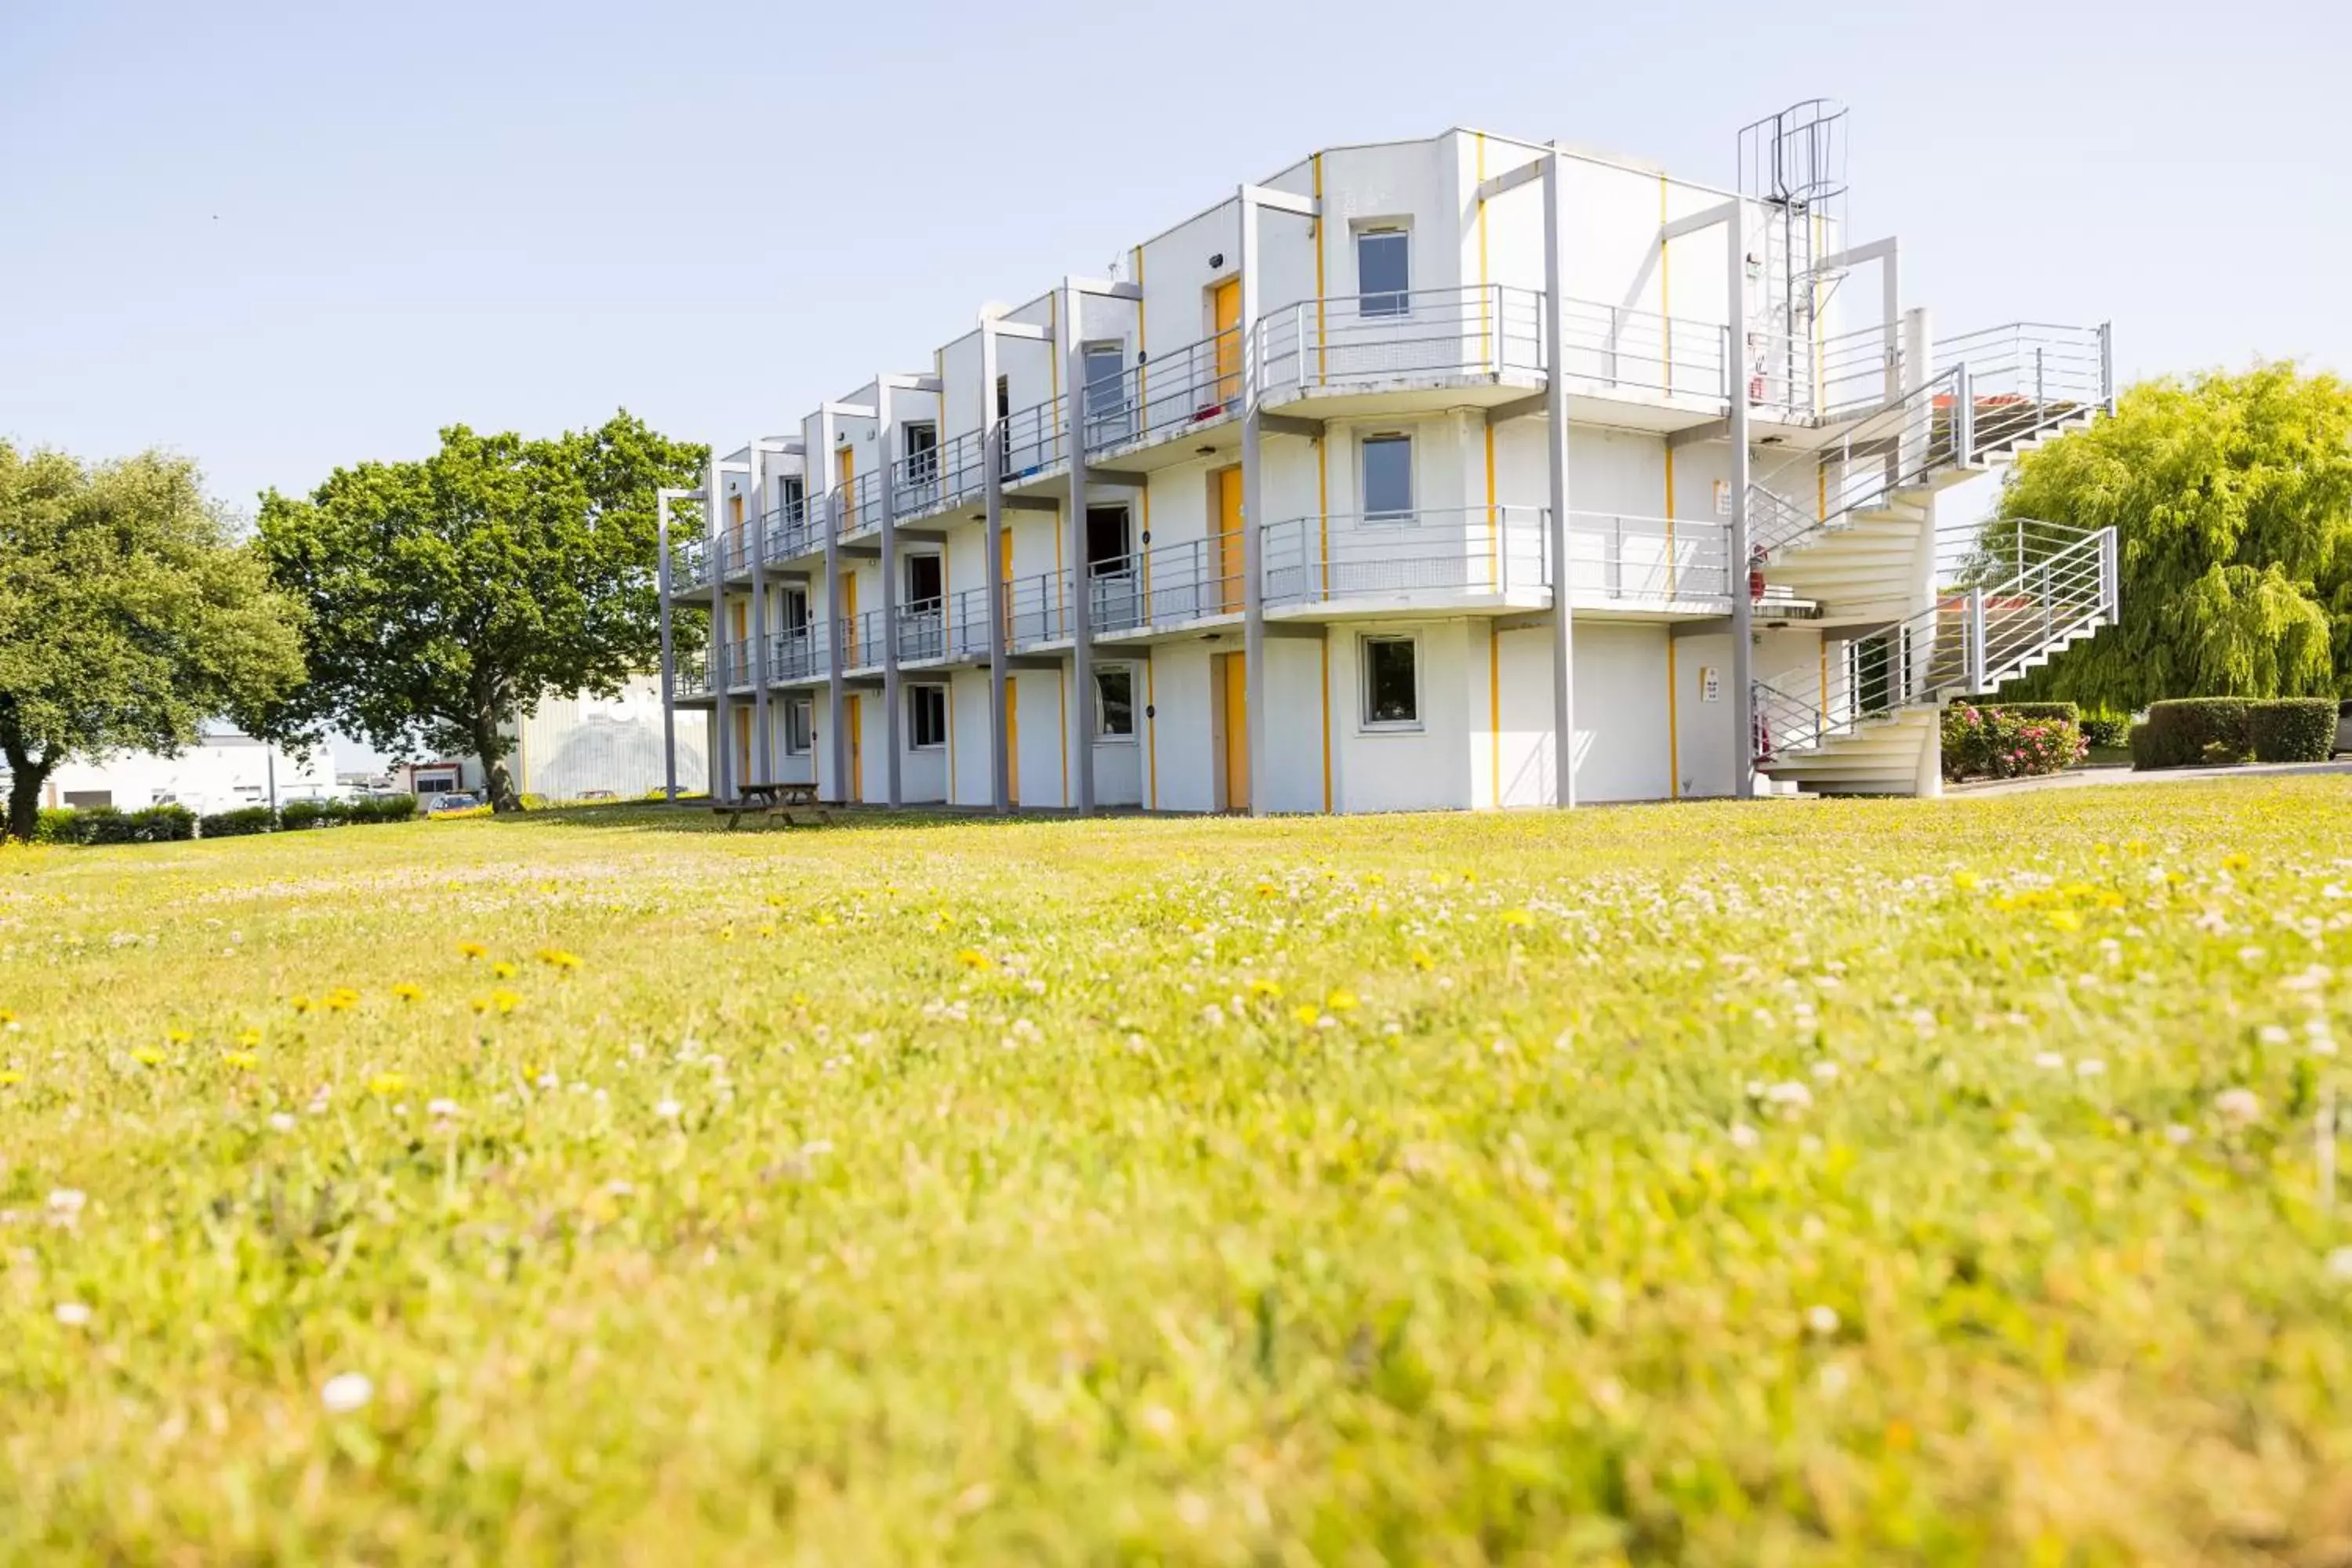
[0,445,309,840]
[1986,363,2351,711]
[256,413,705,811]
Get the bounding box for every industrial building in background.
[662,101,2117,815]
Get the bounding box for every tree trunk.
[4,746,51,843]
[471,714,522,813]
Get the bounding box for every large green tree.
[256,412,705,811]
[0,445,309,841]
[1987,363,2352,711]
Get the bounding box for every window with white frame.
[1360,434,1414,524]
[1094,665,1135,739]
[784,696,813,755]
[909,684,947,750]
[1361,635,1421,728]
[1356,227,1410,318]
[1083,343,1131,444]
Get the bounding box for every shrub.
[343,794,416,826]
[2247,699,2338,763]
[1955,701,2078,728]
[278,797,352,830]
[519,793,548,811]
[1942,703,2086,782]
[199,806,275,838]
[2135,699,2252,769]
[2080,715,2132,750]
[31,807,82,844]
[127,805,197,843]
[77,806,135,845]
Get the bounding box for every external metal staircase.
[1752,520,2118,793]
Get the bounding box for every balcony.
[769,623,826,684]
[832,470,887,539]
[1083,327,1243,463]
[762,498,825,565]
[669,535,715,595]
[840,608,884,672]
[892,430,987,523]
[1000,395,1068,487]
[895,597,947,663]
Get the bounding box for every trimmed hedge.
[2133,699,2251,769]
[348,793,417,824]
[32,808,80,844]
[278,798,348,830]
[2248,699,2337,763]
[2080,715,2132,750]
[199,806,275,838]
[1942,703,2085,782]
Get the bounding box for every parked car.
[2338,699,2352,756]
[428,792,482,813]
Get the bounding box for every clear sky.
[4,0,2346,519]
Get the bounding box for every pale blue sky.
[4,0,2345,518]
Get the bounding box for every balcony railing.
[1004,568,1073,648]
[671,535,713,592]
[1083,327,1243,455]
[1261,506,1547,605]
[1258,285,1544,400]
[1933,322,2111,453]
[947,586,994,662]
[895,597,947,662]
[1561,512,1731,602]
[839,608,884,670]
[1001,395,1066,481]
[769,623,826,682]
[1555,297,1729,404]
[762,499,824,563]
[675,651,715,697]
[892,430,986,520]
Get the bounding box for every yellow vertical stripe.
[1316,428,1329,602]
[1488,623,1502,809]
[1319,635,1333,814]
[1483,417,1498,587]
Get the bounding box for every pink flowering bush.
[1942,703,2088,781]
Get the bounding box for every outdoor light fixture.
[1208,252,1224,269]
[1196,445,1215,456]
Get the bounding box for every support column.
[1726,202,1755,800]
[981,326,1011,813]
[1902,307,1937,691]
[707,454,734,804]
[656,489,683,801]
[1062,280,1097,817]
[878,384,904,808]
[748,448,770,786]
[820,410,847,805]
[1239,187,1269,818]
[1541,151,1575,809]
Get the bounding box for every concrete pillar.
[981,325,1011,813]
[656,491,680,801]
[878,384,903,808]
[707,453,733,803]
[820,411,847,805]
[1727,203,1755,800]
[1541,151,1575,808]
[748,447,770,786]
[1062,281,1096,816]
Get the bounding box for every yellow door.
[1211,278,1242,407]
[837,445,856,532]
[1221,653,1249,811]
[841,573,859,665]
[1005,677,1020,805]
[729,494,746,564]
[732,706,753,785]
[845,694,863,803]
[1215,466,1244,613]
[1000,528,1016,649]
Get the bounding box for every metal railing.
[1083,328,1243,455]
[762,498,823,563]
[839,609,884,670]
[1749,368,1963,557]
[895,597,946,662]
[830,469,887,535]
[1934,322,2112,454]
[1261,506,1547,604]
[946,586,994,662]
[1561,512,1733,602]
[1004,568,1072,648]
[768,623,826,683]
[892,430,986,519]
[675,651,716,697]
[1086,536,1247,630]
[1259,285,1544,399]
[1555,298,1729,403]
[1753,521,2116,760]
[1744,320,1900,420]
[672,535,715,591]
[1001,395,1066,481]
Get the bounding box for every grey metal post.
[706,454,733,803]
[1541,151,1575,808]
[1239,187,1268,818]
[655,488,681,801]
[748,447,770,786]
[1726,200,1755,800]
[2098,321,2115,413]
[878,383,903,808]
[820,409,847,804]
[1062,280,1097,816]
[981,325,1011,813]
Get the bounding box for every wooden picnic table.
[713,781,828,829]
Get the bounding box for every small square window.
[1357,228,1410,318]
[1361,434,1414,524]
[1362,636,1420,728]
[784,698,813,755]
[1094,666,1135,739]
[909,684,948,749]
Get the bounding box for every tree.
[0,445,308,841]
[256,412,706,811]
[1986,363,2352,712]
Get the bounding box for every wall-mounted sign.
[1700,666,1722,703]
[1712,479,1731,517]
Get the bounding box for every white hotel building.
[659,101,2118,814]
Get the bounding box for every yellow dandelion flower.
[789,991,809,1007]
[290,996,313,1014]
[535,948,582,971]
[490,960,518,980]
[1290,1004,1323,1028]
[956,949,992,970]
[0,1070,23,1087]
[131,1047,165,1066]
[1409,946,1434,971]
[0,1008,16,1025]
[2045,910,2082,932]
[368,1073,405,1097]
[222,1051,258,1069]
[389,983,423,1003]
[235,1028,263,1048]
[1247,978,1283,1001]
[1951,871,1980,891]
[1325,989,1360,1012]
[491,989,521,1014]
[323,988,360,1011]
[2221,853,2249,871]
[1501,909,1535,928]
[456,942,488,960]
[718,927,735,942]
[166,1029,193,1045]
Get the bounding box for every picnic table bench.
[713,781,829,829]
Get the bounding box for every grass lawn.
[3,779,2350,1563]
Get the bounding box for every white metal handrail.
[1084,328,1244,455]
[840,609,884,670]
[768,623,826,682]
[946,586,993,661]
[1561,512,1733,601]
[1004,568,1071,649]
[1933,322,2111,454]
[1750,367,1964,557]
[1260,506,1546,605]
[1001,396,1066,480]
[1555,298,1729,403]
[891,430,985,519]
[673,535,714,590]
[761,499,823,563]
[1258,285,1544,398]
[895,597,946,662]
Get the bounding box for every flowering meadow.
[2,779,2350,1563]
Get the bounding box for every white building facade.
[662,103,2118,813]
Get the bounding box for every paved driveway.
[1953,759,2352,796]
